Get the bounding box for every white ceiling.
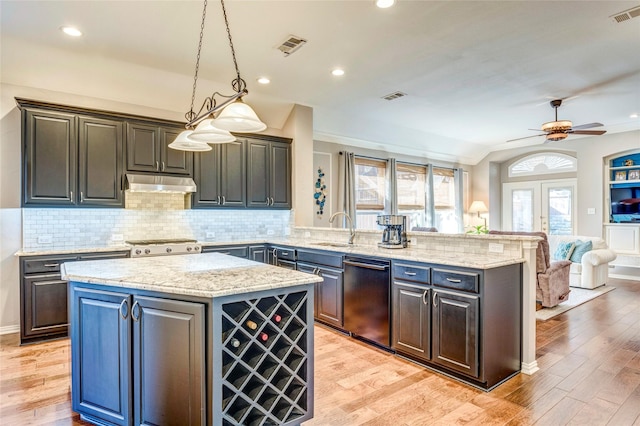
[2,1,639,165]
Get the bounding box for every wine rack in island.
[218,290,312,425]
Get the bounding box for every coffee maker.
[376,215,408,249]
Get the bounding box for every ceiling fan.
[507,99,606,143]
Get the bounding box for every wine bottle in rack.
[245,320,258,330]
[230,338,240,348]
[273,314,282,323]
[259,332,269,342]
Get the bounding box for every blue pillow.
[553,241,575,261]
[570,240,593,263]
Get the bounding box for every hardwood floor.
[1,277,639,425]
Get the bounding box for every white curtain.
[426,164,436,228]
[454,167,465,233]
[338,151,357,228]
[388,158,398,215]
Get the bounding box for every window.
[432,167,457,233]
[509,153,577,177]
[396,163,426,229]
[355,157,386,229]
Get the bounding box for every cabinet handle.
[155,161,159,171]
[217,195,221,205]
[404,271,417,276]
[316,269,323,277]
[222,195,226,205]
[70,191,74,202]
[161,161,165,171]
[272,248,277,264]
[80,192,84,203]
[446,278,462,283]
[270,197,274,206]
[423,290,428,305]
[119,299,129,320]
[432,292,438,307]
[44,263,60,267]
[131,301,141,322]
[265,198,270,206]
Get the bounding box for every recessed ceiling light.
[331,69,345,77]
[631,113,639,119]
[60,26,82,37]
[257,77,270,85]
[376,0,395,9]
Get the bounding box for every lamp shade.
[189,119,237,143]
[469,200,489,214]
[213,100,267,133]
[168,130,212,152]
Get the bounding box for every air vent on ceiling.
[611,5,640,23]
[277,35,307,56]
[382,91,407,101]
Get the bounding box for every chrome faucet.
[329,211,356,245]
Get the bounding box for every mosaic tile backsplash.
[22,204,292,250]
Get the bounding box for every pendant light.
[170,0,266,151]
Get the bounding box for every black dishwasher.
[343,257,391,348]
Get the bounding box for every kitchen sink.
[310,242,352,248]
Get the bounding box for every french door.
[502,179,576,235]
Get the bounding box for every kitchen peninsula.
[61,253,322,426]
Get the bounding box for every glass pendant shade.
[168,130,212,151]
[189,118,237,143]
[213,100,267,133]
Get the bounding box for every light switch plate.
[587,207,596,215]
[488,243,504,253]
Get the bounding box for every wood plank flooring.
[1,277,639,425]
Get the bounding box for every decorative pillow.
[553,241,575,261]
[569,240,593,263]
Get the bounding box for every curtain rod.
[338,151,458,171]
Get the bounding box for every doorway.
[502,179,577,235]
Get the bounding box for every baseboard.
[0,325,20,335]
[609,273,640,281]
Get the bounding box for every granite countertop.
[61,253,322,298]
[15,245,132,257]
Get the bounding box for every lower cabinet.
[249,245,269,263]
[298,263,344,329]
[70,286,205,426]
[392,281,430,361]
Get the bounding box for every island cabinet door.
[392,281,430,361]
[431,289,480,379]
[132,296,205,426]
[70,286,132,426]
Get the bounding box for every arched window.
[508,153,577,177]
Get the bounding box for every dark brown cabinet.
[192,140,245,208]
[23,109,76,206]
[392,281,431,361]
[126,122,193,176]
[246,137,292,209]
[19,251,130,344]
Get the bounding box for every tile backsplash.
[22,207,291,250]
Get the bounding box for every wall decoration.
[628,169,640,180]
[314,168,327,216]
[624,159,634,166]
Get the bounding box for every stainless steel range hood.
[126,174,196,193]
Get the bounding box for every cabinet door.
[22,275,68,339]
[270,142,292,208]
[133,296,205,426]
[249,245,268,263]
[432,289,479,378]
[192,147,222,207]
[23,109,76,205]
[78,116,124,207]
[160,127,193,175]
[246,140,270,207]
[220,140,246,207]
[126,122,159,172]
[70,287,131,425]
[316,266,343,328]
[392,281,430,360]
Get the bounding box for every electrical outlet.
[206,231,215,239]
[111,234,124,241]
[409,238,417,246]
[38,235,53,244]
[488,243,504,254]
[304,231,311,238]
[267,230,275,236]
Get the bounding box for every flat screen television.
[610,185,640,223]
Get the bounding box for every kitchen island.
[62,253,322,426]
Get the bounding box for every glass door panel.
[542,183,575,235]
[511,189,534,231]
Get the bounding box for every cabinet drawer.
[203,245,248,258]
[297,250,343,269]
[393,262,430,284]
[23,255,79,274]
[273,247,296,261]
[432,268,479,293]
[78,251,130,261]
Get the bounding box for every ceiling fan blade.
[506,134,545,143]
[571,122,604,130]
[569,130,607,136]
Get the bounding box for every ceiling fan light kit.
[171,0,266,151]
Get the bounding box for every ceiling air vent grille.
[382,91,407,101]
[277,35,307,56]
[611,5,640,23]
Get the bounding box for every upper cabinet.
[23,107,123,207]
[126,122,193,176]
[192,140,245,208]
[246,136,292,209]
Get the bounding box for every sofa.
[547,235,617,289]
[489,230,571,308]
